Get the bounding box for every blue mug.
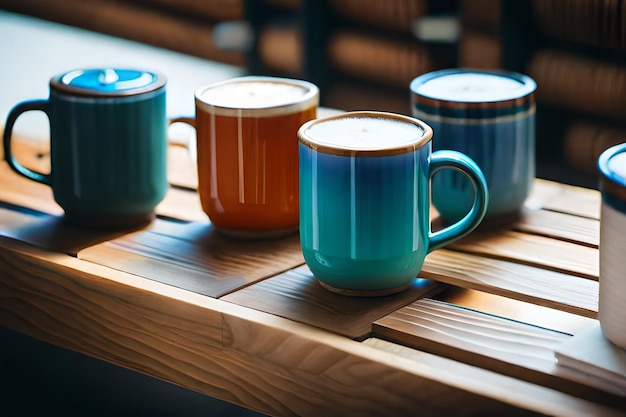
[298,111,488,296]
[411,69,536,223]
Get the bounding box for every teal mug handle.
[3,99,51,185]
[428,150,488,252]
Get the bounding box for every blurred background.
[2,0,625,189]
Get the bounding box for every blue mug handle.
[428,150,488,252]
[3,99,51,185]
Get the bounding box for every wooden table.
[1,133,624,416]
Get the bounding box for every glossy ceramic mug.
[176,76,319,238]
[3,68,167,229]
[411,69,536,223]
[598,143,626,349]
[298,111,488,296]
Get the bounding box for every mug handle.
[3,99,51,185]
[428,150,488,252]
[168,116,195,145]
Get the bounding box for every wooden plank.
[514,207,599,248]
[0,203,140,255]
[222,303,625,417]
[78,218,305,298]
[373,299,626,406]
[449,230,599,280]
[526,179,600,219]
[2,238,619,416]
[434,287,596,336]
[156,186,205,222]
[422,249,598,318]
[222,264,442,340]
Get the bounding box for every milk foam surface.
[416,73,524,102]
[305,116,423,150]
[200,80,309,109]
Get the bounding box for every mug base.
[63,211,155,230]
[217,225,298,240]
[318,280,412,297]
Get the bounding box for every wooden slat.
[433,287,595,336]
[526,179,600,219]
[0,203,140,255]
[514,207,599,247]
[222,264,442,340]
[449,230,598,280]
[2,238,619,417]
[422,249,598,318]
[373,299,626,406]
[78,218,305,298]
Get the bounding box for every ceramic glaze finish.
[298,112,488,295]
[412,69,536,222]
[189,76,319,238]
[598,202,626,349]
[194,76,319,117]
[3,68,168,228]
[598,143,626,349]
[49,89,167,216]
[299,143,431,292]
[52,68,166,97]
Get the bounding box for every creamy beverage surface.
[303,115,424,151]
[415,73,525,102]
[199,80,310,109]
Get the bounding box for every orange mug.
[176,76,319,238]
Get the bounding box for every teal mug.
[3,68,167,229]
[298,111,488,296]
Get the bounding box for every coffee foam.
[416,73,524,102]
[303,115,424,151]
[196,77,318,117]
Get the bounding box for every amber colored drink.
[194,76,319,237]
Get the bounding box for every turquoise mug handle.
[3,99,51,185]
[428,150,489,252]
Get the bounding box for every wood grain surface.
[422,249,598,317]
[3,237,621,416]
[373,299,626,407]
[3,133,624,415]
[223,264,442,339]
[78,219,305,298]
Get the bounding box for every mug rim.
[194,75,319,117]
[50,67,167,98]
[298,111,434,157]
[599,143,626,201]
[410,68,536,106]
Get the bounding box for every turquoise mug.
[3,68,167,229]
[298,111,488,296]
[411,69,536,223]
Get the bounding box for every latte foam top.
[300,113,429,155]
[197,77,316,110]
[413,71,535,103]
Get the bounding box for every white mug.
[598,143,626,349]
